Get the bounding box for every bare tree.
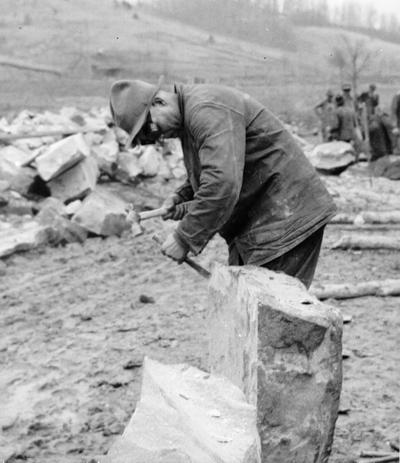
[329,35,377,95]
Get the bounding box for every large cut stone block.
[72,187,130,236]
[35,133,90,181]
[208,264,342,463]
[106,357,260,463]
[47,156,98,203]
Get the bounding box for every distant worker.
[390,91,400,154]
[365,83,379,117]
[314,89,336,142]
[341,83,356,111]
[330,94,357,144]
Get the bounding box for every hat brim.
[125,75,164,148]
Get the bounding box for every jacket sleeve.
[174,178,194,203]
[175,104,246,255]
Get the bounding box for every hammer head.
[125,203,144,237]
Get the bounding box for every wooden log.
[0,126,106,147]
[360,451,395,458]
[332,235,400,250]
[359,455,399,463]
[311,279,400,300]
[331,211,400,225]
[0,55,62,76]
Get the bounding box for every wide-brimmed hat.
[110,76,164,147]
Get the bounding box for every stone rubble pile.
[0,106,186,257]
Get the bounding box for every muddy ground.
[0,179,399,463]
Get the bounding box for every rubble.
[106,357,260,463]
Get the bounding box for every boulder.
[138,145,162,177]
[36,198,88,245]
[0,156,36,197]
[35,133,90,181]
[47,156,99,203]
[106,357,260,463]
[115,151,143,184]
[208,264,343,463]
[307,141,356,175]
[72,187,130,236]
[0,220,51,258]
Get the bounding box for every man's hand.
[162,202,190,221]
[161,233,188,263]
[161,194,181,220]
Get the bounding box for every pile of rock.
[0,107,185,257]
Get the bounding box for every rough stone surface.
[115,151,142,184]
[106,357,260,463]
[91,130,119,176]
[36,198,88,244]
[35,133,90,181]
[208,264,343,463]
[72,187,130,236]
[138,145,162,177]
[47,156,99,203]
[0,220,50,258]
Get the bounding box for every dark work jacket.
[331,106,357,142]
[173,84,337,265]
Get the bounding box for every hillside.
[0,0,399,120]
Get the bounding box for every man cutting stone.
[110,77,337,288]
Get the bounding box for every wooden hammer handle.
[138,207,168,220]
[152,235,210,279]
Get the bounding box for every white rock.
[47,156,98,203]
[115,151,143,183]
[35,133,90,181]
[0,220,50,258]
[72,187,130,236]
[106,357,260,463]
[138,145,162,177]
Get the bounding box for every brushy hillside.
[0,0,399,124]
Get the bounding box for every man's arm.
[175,104,246,255]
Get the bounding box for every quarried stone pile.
[208,264,343,463]
[0,106,186,257]
[106,357,261,463]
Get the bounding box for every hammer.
[125,204,169,233]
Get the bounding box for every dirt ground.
[0,176,399,462]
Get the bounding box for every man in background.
[314,89,336,142]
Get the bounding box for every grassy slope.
[0,0,399,120]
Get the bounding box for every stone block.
[115,151,143,184]
[36,198,87,245]
[0,220,50,258]
[0,145,31,166]
[35,133,90,181]
[208,264,342,463]
[47,156,98,203]
[106,357,260,463]
[138,145,162,177]
[91,130,119,176]
[72,187,130,236]
[307,141,355,175]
